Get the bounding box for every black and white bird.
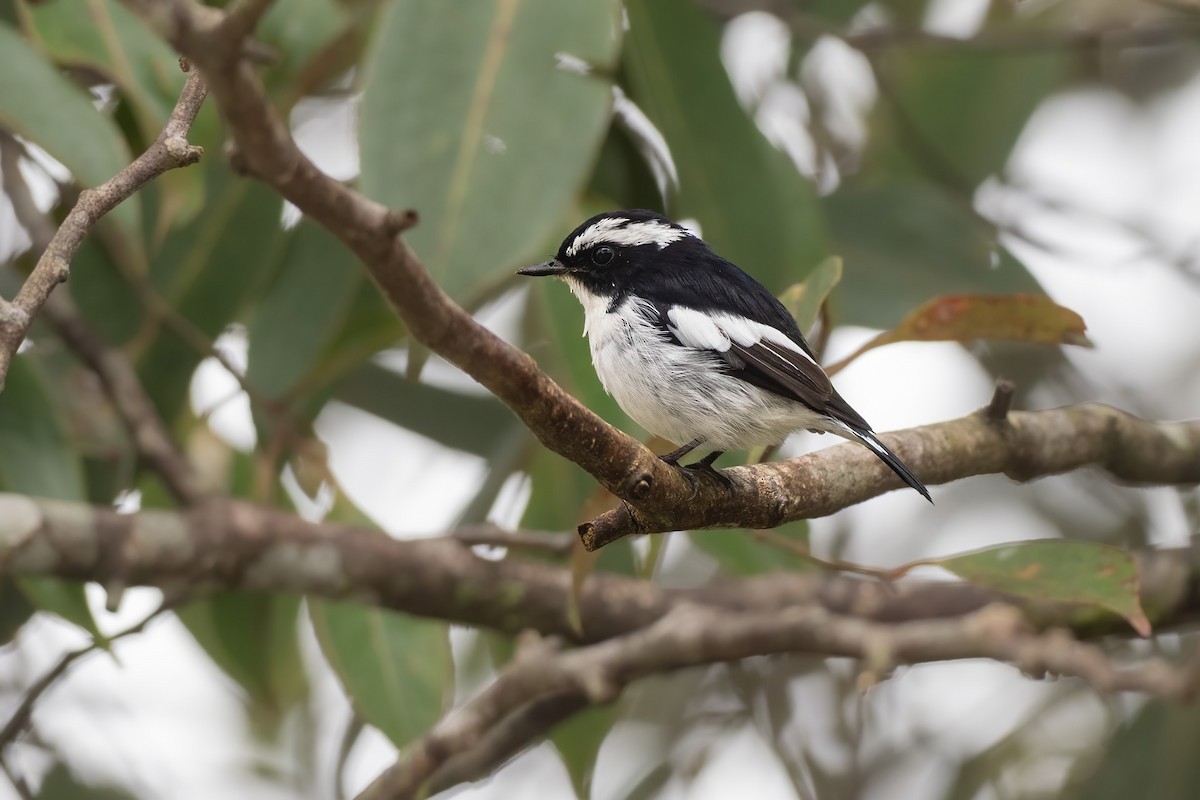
[518,209,931,501]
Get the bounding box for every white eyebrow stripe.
[565,219,691,257]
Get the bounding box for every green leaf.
[138,175,287,420]
[333,362,519,457]
[247,220,362,399]
[18,0,183,140]
[825,182,1042,327]
[359,0,622,299]
[867,48,1068,186]
[778,256,842,337]
[0,357,86,500]
[688,521,812,577]
[0,357,102,639]
[35,763,136,800]
[257,0,346,100]
[903,540,1150,636]
[309,599,452,748]
[0,20,139,243]
[69,237,144,346]
[296,279,407,398]
[622,0,827,290]
[176,591,308,719]
[1066,702,1200,800]
[0,580,35,644]
[551,705,618,798]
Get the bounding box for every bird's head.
[517,209,700,298]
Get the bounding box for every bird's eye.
[591,246,615,266]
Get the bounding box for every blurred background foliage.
[0,0,1199,798]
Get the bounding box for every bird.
[517,209,931,502]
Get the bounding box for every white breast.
[562,279,832,451]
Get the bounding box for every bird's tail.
[849,428,932,503]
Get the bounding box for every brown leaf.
[827,293,1091,375]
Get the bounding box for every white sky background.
[3,1,1200,798]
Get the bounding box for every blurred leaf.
[623,0,827,290]
[138,176,286,420]
[36,763,136,800]
[175,448,307,720]
[0,580,35,644]
[1067,701,1200,800]
[257,0,345,99]
[18,579,106,643]
[176,591,308,718]
[896,540,1150,636]
[825,182,1042,326]
[297,280,406,397]
[0,357,103,640]
[360,0,622,298]
[551,705,618,798]
[333,362,518,456]
[0,357,86,500]
[247,220,362,400]
[868,49,1069,186]
[828,293,1091,373]
[18,0,183,139]
[586,121,664,212]
[779,256,842,336]
[0,21,140,244]
[806,0,874,23]
[310,599,452,748]
[69,237,145,346]
[689,521,812,577]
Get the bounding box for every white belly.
[572,287,829,451]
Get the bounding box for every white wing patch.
[665,308,817,365]
[565,218,691,257]
[666,307,731,352]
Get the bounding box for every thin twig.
[453,526,574,557]
[0,604,172,752]
[0,69,208,390]
[986,379,1017,422]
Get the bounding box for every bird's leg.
[659,438,704,466]
[659,438,705,499]
[684,450,733,489]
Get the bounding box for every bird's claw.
[661,460,733,499]
[684,460,734,490]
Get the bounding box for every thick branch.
[581,404,1200,548]
[2,493,1200,645]
[358,603,1200,800]
[0,68,207,390]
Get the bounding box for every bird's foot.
[683,459,734,490]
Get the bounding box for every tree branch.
[581,403,1200,549]
[0,67,208,390]
[2,493,1200,645]
[357,603,1200,800]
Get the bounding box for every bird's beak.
[517,259,567,277]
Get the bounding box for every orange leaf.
[827,293,1091,375]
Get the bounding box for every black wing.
[721,335,871,432]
